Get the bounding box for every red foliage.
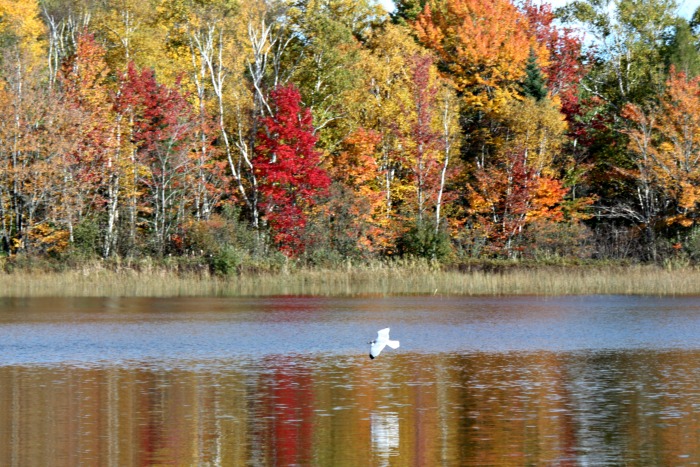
[115,62,200,251]
[118,62,194,166]
[61,32,110,113]
[469,144,570,255]
[408,54,443,219]
[60,32,113,189]
[254,85,331,257]
[520,1,587,118]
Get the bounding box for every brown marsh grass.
[1,262,700,297]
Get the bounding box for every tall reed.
[1,264,699,297]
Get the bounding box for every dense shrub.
[397,221,452,260]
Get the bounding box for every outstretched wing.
[370,328,395,359]
[370,341,386,359]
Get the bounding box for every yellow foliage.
[623,69,700,226]
[0,0,46,70]
[658,141,674,154]
[10,237,23,252]
[679,182,700,211]
[495,97,568,175]
[28,224,70,254]
[357,24,458,206]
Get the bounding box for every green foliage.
[285,0,368,152]
[519,220,595,260]
[558,0,678,106]
[520,48,548,101]
[209,245,242,276]
[392,0,427,23]
[679,226,700,262]
[302,246,345,268]
[183,206,256,254]
[72,218,101,257]
[397,221,451,260]
[2,0,700,271]
[665,18,700,77]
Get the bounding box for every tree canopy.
[0,0,698,265]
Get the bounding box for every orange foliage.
[467,144,572,256]
[329,128,390,252]
[528,176,569,222]
[414,0,546,111]
[622,67,700,227]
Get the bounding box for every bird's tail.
[387,340,400,349]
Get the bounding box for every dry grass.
[1,263,700,297]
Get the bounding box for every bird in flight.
[369,327,400,359]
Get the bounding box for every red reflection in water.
[256,357,316,465]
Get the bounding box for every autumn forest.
[1,0,700,272]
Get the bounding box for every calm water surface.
[1,295,700,465]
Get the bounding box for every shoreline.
[1,263,699,297]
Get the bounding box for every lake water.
[1,295,700,465]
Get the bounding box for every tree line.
[1,0,699,269]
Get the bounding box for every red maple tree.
[117,62,197,252]
[254,84,330,257]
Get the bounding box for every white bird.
[369,327,400,359]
